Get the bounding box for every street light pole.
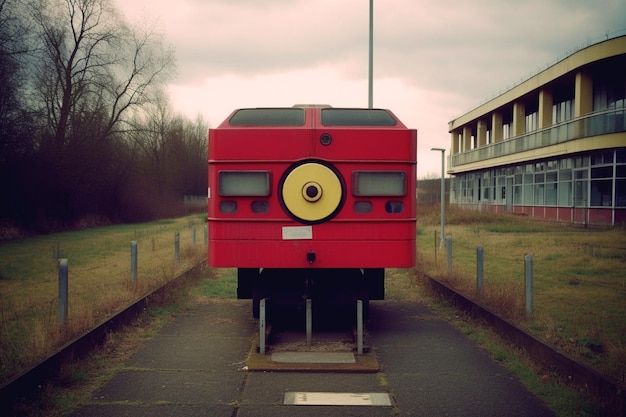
[368,0,373,108]
[431,148,446,247]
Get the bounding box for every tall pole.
[368,0,373,108]
[431,148,446,247]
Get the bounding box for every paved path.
[72,298,555,416]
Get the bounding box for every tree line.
[0,0,208,235]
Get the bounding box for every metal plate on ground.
[271,352,356,364]
[284,392,392,406]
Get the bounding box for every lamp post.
[431,148,446,247]
[368,0,373,108]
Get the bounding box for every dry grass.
[0,214,207,384]
[416,203,626,385]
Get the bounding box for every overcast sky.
[114,0,626,177]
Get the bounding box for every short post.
[130,241,138,283]
[476,245,484,296]
[260,298,267,354]
[356,300,364,355]
[174,232,180,263]
[446,235,452,273]
[191,225,196,248]
[306,299,312,347]
[58,259,69,325]
[434,230,437,263]
[525,254,534,318]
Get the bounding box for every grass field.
[415,203,626,385]
[1,205,625,409]
[0,214,207,383]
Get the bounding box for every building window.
[590,151,614,207]
[593,73,626,111]
[534,170,545,206]
[525,111,538,132]
[497,175,505,204]
[545,159,558,206]
[616,150,626,207]
[558,159,573,206]
[591,180,612,206]
[574,167,589,207]
[514,184,522,205]
[553,99,574,123]
[503,123,511,140]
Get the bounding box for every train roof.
[218,107,407,128]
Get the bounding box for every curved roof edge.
[449,34,626,130]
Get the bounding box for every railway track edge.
[0,261,206,411]
[425,273,625,416]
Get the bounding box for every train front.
[208,106,417,317]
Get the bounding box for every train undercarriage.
[236,268,385,319]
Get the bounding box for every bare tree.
[28,0,175,145]
[0,0,33,156]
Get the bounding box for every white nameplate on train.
[282,226,312,240]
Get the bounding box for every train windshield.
[321,109,397,126]
[229,108,305,126]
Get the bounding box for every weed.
[416,202,626,385]
[0,214,207,384]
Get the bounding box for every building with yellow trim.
[447,35,626,226]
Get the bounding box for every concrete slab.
[241,372,386,405]
[89,369,241,404]
[284,391,392,406]
[72,404,233,417]
[271,352,356,364]
[246,348,380,372]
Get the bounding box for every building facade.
[447,35,626,226]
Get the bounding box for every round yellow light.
[282,163,343,222]
[302,181,322,202]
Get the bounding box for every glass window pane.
[546,183,558,206]
[514,185,522,204]
[591,166,613,178]
[219,171,270,196]
[523,184,533,205]
[558,181,572,206]
[590,179,613,207]
[229,108,304,126]
[574,181,587,207]
[354,171,406,196]
[534,184,545,205]
[616,179,626,207]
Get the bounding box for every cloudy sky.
[114,0,626,177]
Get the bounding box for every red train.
[208,106,417,317]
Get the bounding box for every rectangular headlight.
[353,171,406,196]
[218,171,270,196]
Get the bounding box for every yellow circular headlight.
[281,162,343,223]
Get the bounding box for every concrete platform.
[247,347,380,372]
[272,352,355,363]
[72,298,555,417]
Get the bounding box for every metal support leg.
[306,299,312,348]
[260,298,267,354]
[357,300,363,355]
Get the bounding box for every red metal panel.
[208,106,417,269]
[208,239,416,268]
